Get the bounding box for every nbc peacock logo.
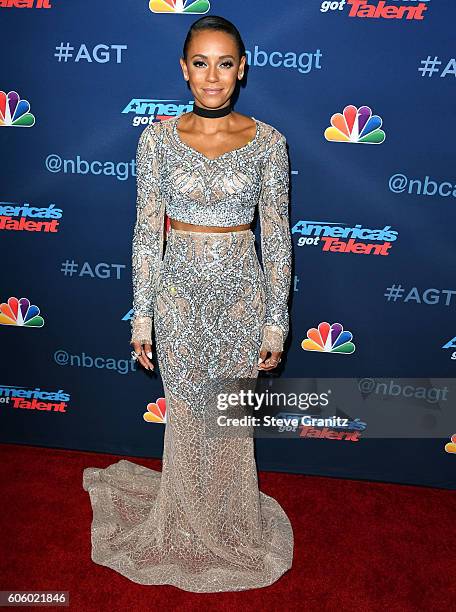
[0,91,35,127]
[143,397,167,423]
[324,105,385,144]
[149,0,210,14]
[302,322,356,354]
[0,296,44,327]
[444,434,456,454]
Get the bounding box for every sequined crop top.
[166,116,261,227]
[130,114,292,353]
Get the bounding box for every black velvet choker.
[192,103,233,118]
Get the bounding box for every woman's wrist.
[130,315,152,347]
[260,323,285,354]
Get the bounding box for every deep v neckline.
[172,114,260,163]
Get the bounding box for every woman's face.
[179,29,245,110]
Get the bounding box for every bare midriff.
[170,218,250,233]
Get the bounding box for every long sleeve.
[258,132,292,354]
[130,124,165,346]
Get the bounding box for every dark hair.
[182,15,246,61]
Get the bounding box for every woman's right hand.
[131,342,154,371]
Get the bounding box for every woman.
[83,15,293,593]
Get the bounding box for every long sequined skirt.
[82,227,294,592]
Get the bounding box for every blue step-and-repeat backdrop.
[1,0,456,488]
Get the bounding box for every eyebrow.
[190,54,235,59]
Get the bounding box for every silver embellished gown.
[82,115,293,592]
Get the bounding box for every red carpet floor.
[1,443,455,612]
